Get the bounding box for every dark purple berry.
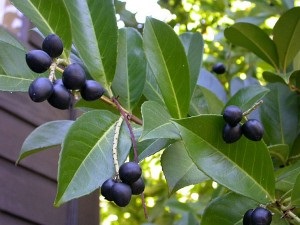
[119,162,142,184]
[223,105,243,126]
[251,207,272,225]
[80,80,105,101]
[222,123,242,143]
[28,77,53,102]
[101,178,116,201]
[212,63,226,74]
[62,63,86,90]
[243,209,253,225]
[25,50,52,73]
[130,177,145,195]
[47,79,72,110]
[42,34,64,58]
[242,119,264,141]
[111,182,132,207]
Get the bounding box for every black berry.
[111,182,132,207]
[25,50,52,73]
[251,207,272,225]
[130,177,145,195]
[80,80,105,101]
[242,119,264,141]
[28,77,53,102]
[212,62,226,74]
[47,79,72,110]
[101,178,116,201]
[42,34,64,58]
[222,123,242,143]
[119,162,142,184]
[62,63,86,90]
[223,105,243,126]
[243,209,253,225]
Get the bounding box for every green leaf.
[225,85,270,112]
[11,0,72,59]
[174,115,275,203]
[111,28,146,111]
[64,0,118,90]
[189,85,224,115]
[18,120,74,163]
[201,192,257,225]
[161,141,209,195]
[262,71,286,84]
[143,17,190,119]
[291,173,300,206]
[179,32,203,95]
[224,22,279,69]
[268,144,289,166]
[276,161,300,192]
[260,83,299,147]
[140,101,180,141]
[273,7,300,71]
[55,110,131,206]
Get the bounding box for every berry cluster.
[222,105,264,143]
[101,162,145,207]
[243,207,272,225]
[26,34,105,110]
[212,62,226,74]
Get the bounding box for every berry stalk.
[112,116,124,178]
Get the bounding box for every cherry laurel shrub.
[1,1,300,224]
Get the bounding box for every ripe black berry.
[28,77,53,102]
[242,119,264,141]
[62,63,86,90]
[119,162,142,184]
[223,105,243,126]
[212,62,226,74]
[25,50,52,73]
[101,178,116,201]
[130,177,145,195]
[47,79,72,110]
[80,80,105,101]
[251,207,272,225]
[42,34,64,58]
[111,182,132,207]
[243,209,253,225]
[222,123,242,143]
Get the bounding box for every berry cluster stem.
[242,100,264,117]
[112,116,124,177]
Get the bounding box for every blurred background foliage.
[101,1,300,224]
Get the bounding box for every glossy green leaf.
[276,161,300,192]
[189,85,224,115]
[140,101,180,141]
[291,173,300,206]
[18,120,74,163]
[179,32,203,95]
[64,0,118,90]
[273,7,300,71]
[230,77,260,96]
[224,22,279,69]
[260,83,299,147]
[174,115,275,203]
[143,17,190,119]
[201,192,257,225]
[55,110,131,206]
[225,85,270,113]
[0,28,39,91]
[262,71,286,84]
[161,141,209,195]
[268,144,289,166]
[11,0,72,59]
[111,28,146,111]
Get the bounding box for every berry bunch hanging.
[222,103,264,143]
[243,207,272,225]
[26,34,105,110]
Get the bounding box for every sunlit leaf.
[55,110,131,206]
[144,17,190,118]
[161,141,209,194]
[174,115,275,203]
[18,120,74,162]
[112,28,146,111]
